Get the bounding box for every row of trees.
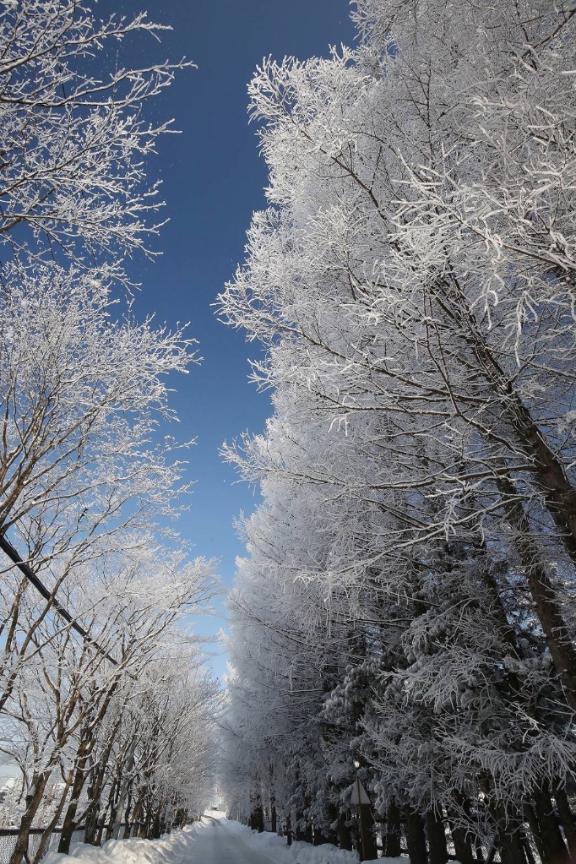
[0,3,218,863]
[2,536,218,864]
[219,1,576,862]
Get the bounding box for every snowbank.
[248,832,360,864]
[44,824,202,864]
[231,821,392,864]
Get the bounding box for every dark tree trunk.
[527,789,569,864]
[322,809,339,846]
[85,719,122,845]
[58,740,91,853]
[499,833,527,864]
[554,787,576,860]
[298,822,313,843]
[521,830,537,864]
[337,812,353,850]
[406,811,428,864]
[143,799,152,838]
[105,778,120,842]
[33,778,73,864]
[84,774,104,846]
[435,282,576,709]
[494,813,529,864]
[313,825,326,845]
[130,792,145,840]
[9,774,50,864]
[497,473,576,711]
[251,799,264,833]
[122,790,133,839]
[152,806,162,839]
[95,814,107,846]
[385,799,402,856]
[448,810,475,864]
[427,808,448,864]
[286,814,293,846]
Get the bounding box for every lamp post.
[351,762,377,862]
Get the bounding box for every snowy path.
[46,815,362,864]
[187,817,279,864]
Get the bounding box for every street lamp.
[350,765,377,861]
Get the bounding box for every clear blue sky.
[103,0,356,678]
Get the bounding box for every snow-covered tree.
[0,0,191,273]
[0,262,197,710]
[2,545,217,864]
[220,2,576,863]
[0,5,218,861]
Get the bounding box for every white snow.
[225,819,359,864]
[44,828,200,864]
[244,826,407,864]
[42,815,394,864]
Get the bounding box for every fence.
[0,825,125,864]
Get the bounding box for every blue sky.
[104,0,356,678]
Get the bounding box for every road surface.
[185,817,279,864]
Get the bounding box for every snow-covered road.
[46,815,363,864]
[45,817,282,864]
[187,817,279,863]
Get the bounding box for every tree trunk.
[497,472,576,711]
[122,789,133,838]
[440,278,576,562]
[105,777,120,842]
[313,824,327,845]
[251,797,264,833]
[112,738,137,839]
[511,397,576,568]
[58,738,91,852]
[448,800,475,864]
[436,282,576,708]
[385,799,402,856]
[527,788,569,864]
[520,829,537,864]
[84,717,122,845]
[84,770,104,846]
[493,809,528,864]
[298,822,313,843]
[322,803,339,846]
[95,814,107,846]
[152,805,162,839]
[450,822,475,864]
[427,808,448,864]
[286,814,293,846]
[33,775,73,863]
[130,791,145,840]
[499,832,528,864]
[554,787,576,860]
[337,812,353,850]
[406,811,428,864]
[9,773,50,864]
